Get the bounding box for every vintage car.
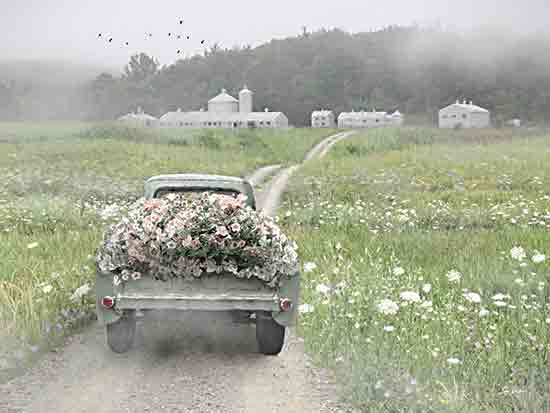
[95,174,300,355]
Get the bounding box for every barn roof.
[338,111,389,120]
[440,102,490,113]
[118,112,158,121]
[159,111,286,123]
[208,89,239,104]
[312,110,334,117]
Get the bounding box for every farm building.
[438,100,490,129]
[118,107,158,127]
[505,118,522,128]
[311,110,336,128]
[337,110,403,128]
[159,86,288,129]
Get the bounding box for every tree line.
[3,26,550,126]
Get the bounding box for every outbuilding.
[311,110,336,128]
[118,107,158,127]
[337,109,403,128]
[439,100,490,129]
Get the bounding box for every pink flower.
[230,223,241,233]
[216,226,229,237]
[191,239,201,250]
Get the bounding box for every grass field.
[281,128,550,412]
[0,122,335,355]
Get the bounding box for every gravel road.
[0,131,355,413]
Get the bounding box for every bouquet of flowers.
[96,192,299,288]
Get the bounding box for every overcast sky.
[1,0,549,68]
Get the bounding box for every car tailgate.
[114,274,280,312]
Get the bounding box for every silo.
[239,85,253,113]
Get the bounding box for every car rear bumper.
[115,291,281,312]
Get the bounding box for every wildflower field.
[0,122,333,359]
[282,128,550,412]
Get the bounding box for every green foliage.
[195,130,222,149]
[281,128,550,412]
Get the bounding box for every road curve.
[0,131,355,413]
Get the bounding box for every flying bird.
[98,33,102,38]
[177,50,181,54]
[177,35,181,39]
[108,38,113,43]
[179,20,183,24]
[187,36,190,39]
[168,32,172,37]
[125,41,129,45]
[201,40,205,44]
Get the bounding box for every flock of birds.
[98,19,206,55]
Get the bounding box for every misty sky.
[1,0,549,69]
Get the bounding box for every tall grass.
[0,121,334,357]
[281,129,550,412]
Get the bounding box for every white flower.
[420,300,433,309]
[510,246,526,261]
[284,211,292,217]
[446,357,461,365]
[399,291,421,303]
[42,284,53,294]
[383,325,395,332]
[298,303,314,314]
[463,292,482,304]
[479,308,490,317]
[532,253,546,264]
[492,293,508,301]
[392,267,405,276]
[315,283,331,295]
[493,300,507,307]
[422,283,432,293]
[446,269,462,283]
[303,262,317,273]
[70,283,91,302]
[377,299,399,315]
[27,242,39,249]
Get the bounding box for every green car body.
[95,174,299,329]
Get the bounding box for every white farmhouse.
[118,107,158,127]
[311,110,335,128]
[337,109,403,128]
[439,100,490,129]
[159,86,288,129]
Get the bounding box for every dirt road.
[0,131,355,413]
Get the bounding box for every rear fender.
[95,270,122,325]
[272,272,300,327]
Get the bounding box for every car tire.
[256,311,285,356]
[106,311,136,353]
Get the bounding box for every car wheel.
[106,311,136,353]
[256,311,285,355]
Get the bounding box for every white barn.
[311,110,335,128]
[118,107,158,127]
[159,86,288,129]
[337,110,403,128]
[439,100,490,129]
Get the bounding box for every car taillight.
[279,298,292,312]
[102,296,115,309]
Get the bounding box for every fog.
[1,0,549,68]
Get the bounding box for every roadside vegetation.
[281,128,550,412]
[0,121,334,363]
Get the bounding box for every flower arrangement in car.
[96,192,299,288]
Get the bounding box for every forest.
[2,26,550,126]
